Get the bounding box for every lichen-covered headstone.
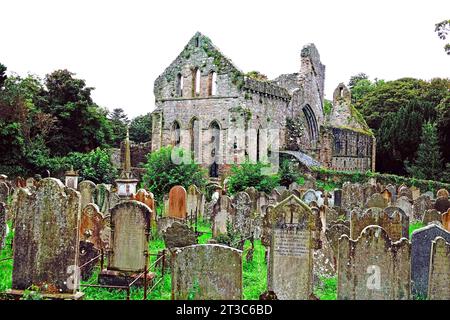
[168,185,187,219]
[380,189,392,207]
[398,185,413,201]
[79,180,96,211]
[186,185,201,220]
[302,189,318,205]
[394,196,413,219]
[325,223,350,266]
[422,209,443,226]
[269,189,281,205]
[232,192,252,239]
[410,186,421,201]
[434,196,450,213]
[365,193,388,209]
[11,178,81,296]
[171,244,242,300]
[385,184,397,202]
[342,182,364,213]
[362,183,377,204]
[412,194,433,221]
[267,195,320,300]
[157,216,185,237]
[338,225,410,300]
[244,186,258,213]
[163,221,197,249]
[350,207,408,241]
[427,237,450,300]
[411,224,450,298]
[132,189,156,222]
[212,195,233,237]
[80,203,104,250]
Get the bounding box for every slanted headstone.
[171,244,242,300]
[434,196,450,213]
[0,182,9,203]
[168,186,187,219]
[365,193,388,209]
[232,192,252,239]
[11,178,82,298]
[98,201,152,286]
[337,225,410,300]
[436,188,449,199]
[427,237,450,300]
[267,195,320,300]
[413,195,433,221]
[411,224,450,298]
[79,180,96,211]
[163,221,197,249]
[422,209,443,226]
[80,203,104,250]
[157,216,185,237]
[0,202,6,249]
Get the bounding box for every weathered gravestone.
[163,221,197,249]
[435,196,450,213]
[398,185,413,201]
[342,182,364,213]
[333,189,342,208]
[157,216,185,237]
[350,207,408,241]
[423,191,435,200]
[410,186,421,201]
[98,201,153,286]
[80,203,105,250]
[394,196,413,219]
[427,237,450,300]
[212,195,233,237]
[337,225,410,300]
[132,189,156,222]
[443,209,450,231]
[362,183,377,205]
[269,189,281,204]
[302,189,318,205]
[0,182,9,203]
[10,178,82,298]
[436,188,449,199]
[385,184,397,203]
[187,185,201,220]
[171,244,242,300]
[380,189,392,207]
[422,209,443,226]
[411,224,450,298]
[365,193,388,209]
[412,195,433,221]
[168,186,187,219]
[325,223,350,267]
[0,202,6,249]
[95,183,120,215]
[267,195,321,300]
[79,180,96,211]
[244,187,258,213]
[25,177,35,189]
[232,192,253,239]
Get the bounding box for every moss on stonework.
[229,105,252,123]
[231,70,245,90]
[348,104,373,135]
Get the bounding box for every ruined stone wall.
[319,127,374,172]
[120,141,152,168]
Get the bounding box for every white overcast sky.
[1,0,449,118]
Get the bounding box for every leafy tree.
[0,63,7,89]
[245,71,268,81]
[42,70,113,155]
[406,122,444,181]
[348,73,368,89]
[142,146,207,201]
[435,19,450,55]
[67,148,118,184]
[226,161,280,195]
[109,108,129,147]
[129,113,152,143]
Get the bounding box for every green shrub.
[226,161,280,195]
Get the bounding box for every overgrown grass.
[242,240,266,300]
[409,221,425,239]
[0,222,13,293]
